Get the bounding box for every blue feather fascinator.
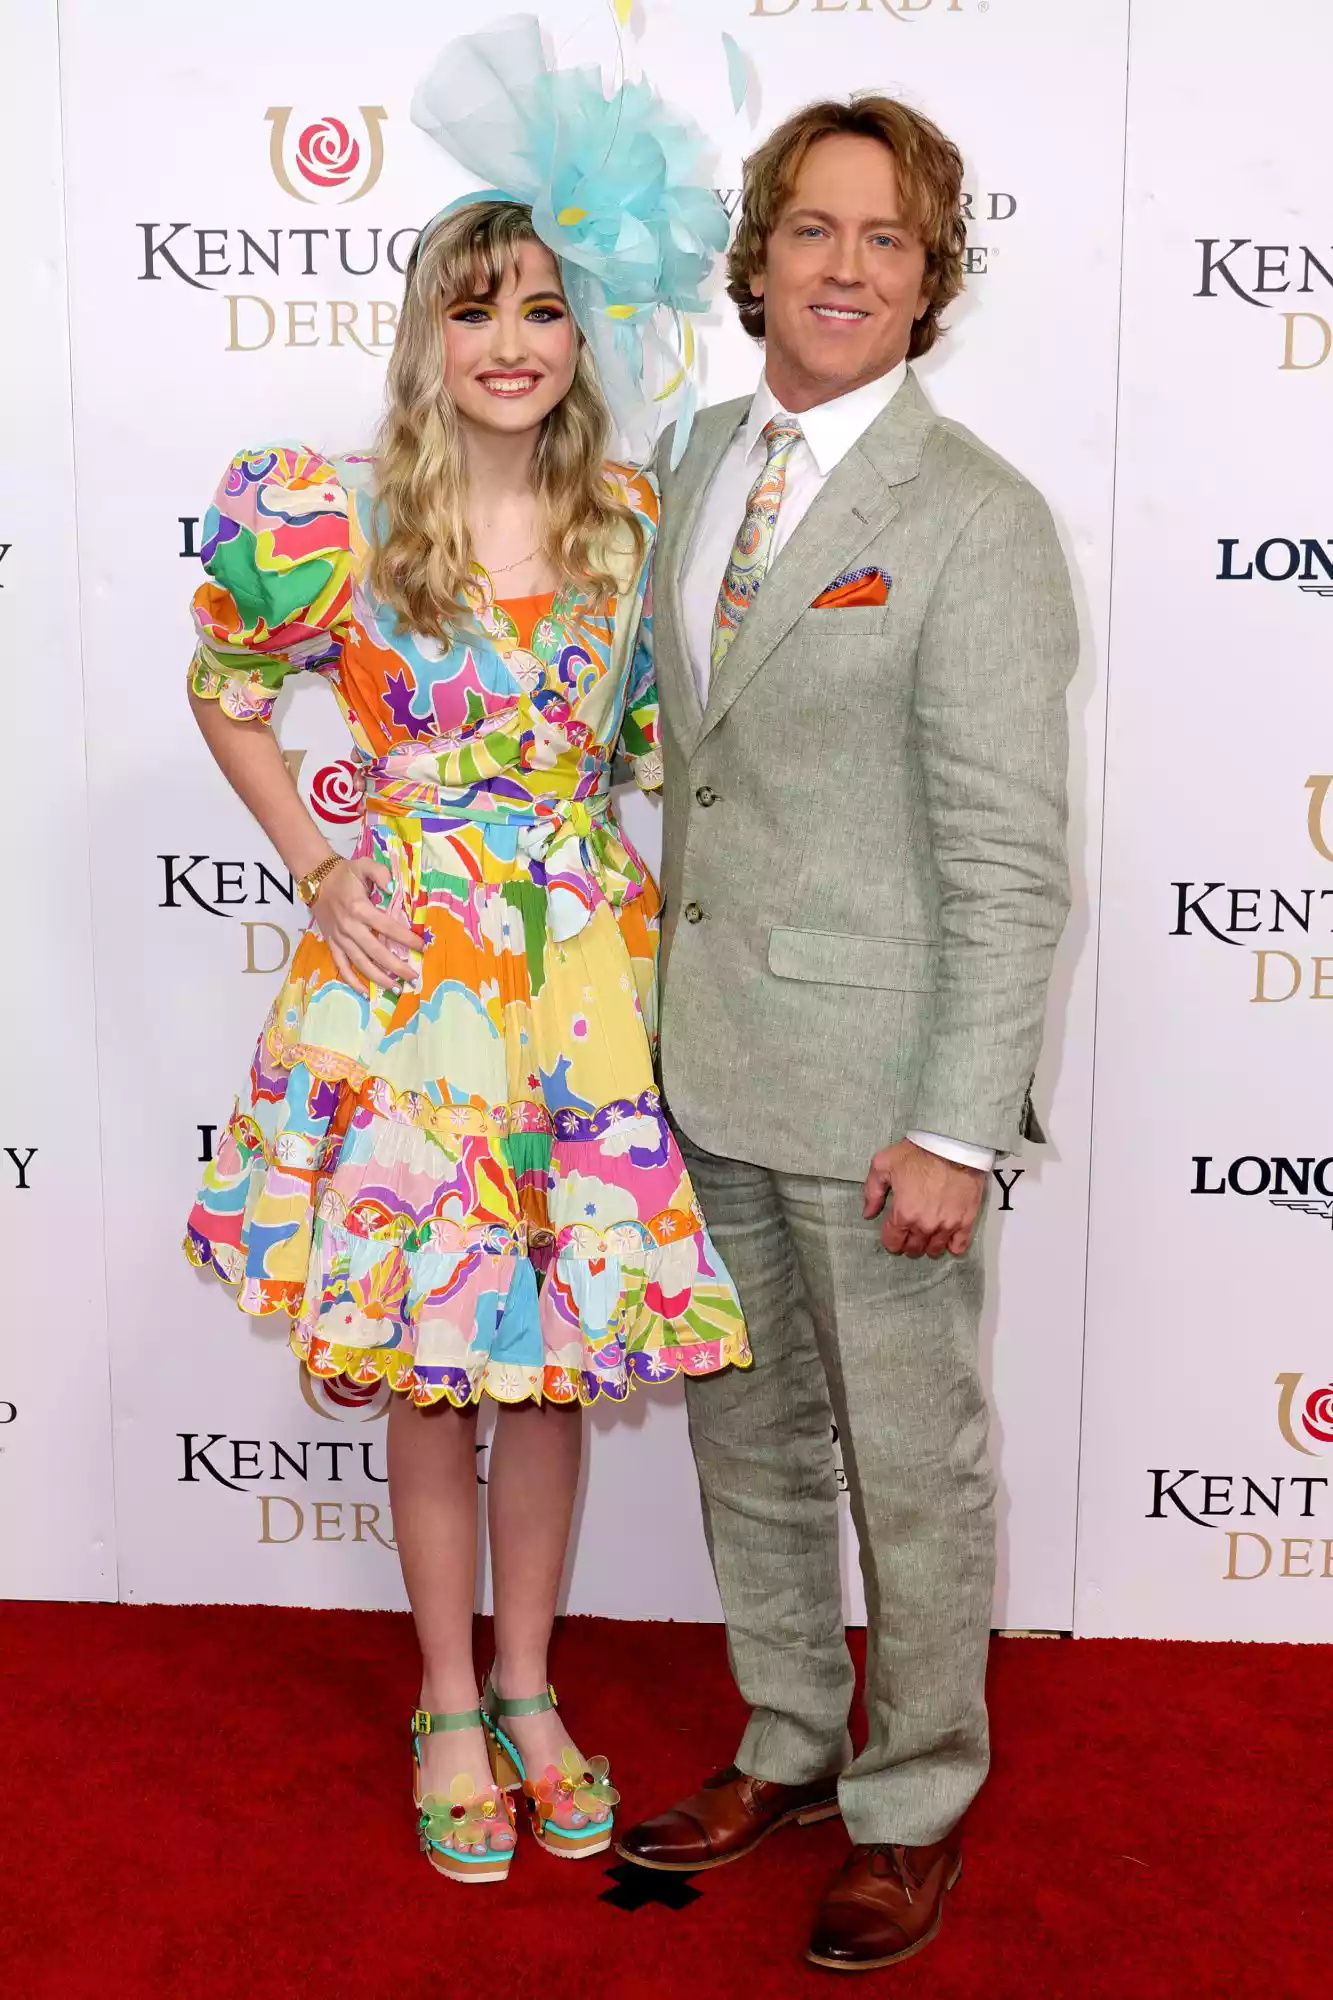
[411,14,727,465]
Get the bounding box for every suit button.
[683,902,705,924]
[695,785,717,807]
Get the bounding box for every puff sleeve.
[613,465,662,792]
[189,443,353,724]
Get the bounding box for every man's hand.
[862,1139,986,1259]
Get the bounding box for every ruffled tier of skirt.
[185,1060,752,1408]
[185,812,750,1405]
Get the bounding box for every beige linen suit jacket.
[654,369,1077,1182]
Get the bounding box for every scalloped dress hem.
[183,1224,752,1408]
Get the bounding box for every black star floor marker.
[599,1860,703,1912]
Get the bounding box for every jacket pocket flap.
[767,927,938,992]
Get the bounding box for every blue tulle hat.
[410,14,727,464]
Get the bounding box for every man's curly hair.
[727,95,967,359]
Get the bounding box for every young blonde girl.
[185,178,747,1883]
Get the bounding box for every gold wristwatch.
[296,854,342,906]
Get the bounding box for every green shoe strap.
[412,1705,483,1737]
[483,1672,557,1719]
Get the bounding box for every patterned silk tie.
[709,415,804,679]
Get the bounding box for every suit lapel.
[655,399,747,752]
[697,369,937,748]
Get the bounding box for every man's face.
[752,133,931,410]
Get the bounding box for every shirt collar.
[743,361,909,477]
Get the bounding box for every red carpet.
[3,1607,1328,1999]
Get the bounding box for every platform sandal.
[411,1706,517,1884]
[481,1675,620,1861]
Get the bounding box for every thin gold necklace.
[478,545,539,576]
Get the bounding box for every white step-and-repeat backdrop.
[1,0,1325,1640]
[0,0,115,1600]
[1076,2,1333,1641]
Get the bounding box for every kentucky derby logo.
[1307,775,1333,862]
[309,760,364,825]
[1170,771,1333,1004]
[299,1369,392,1422]
[749,0,975,18]
[265,107,388,204]
[1276,1373,1333,1456]
[1196,239,1333,373]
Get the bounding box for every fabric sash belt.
[359,753,630,945]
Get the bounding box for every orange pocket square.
[810,566,890,610]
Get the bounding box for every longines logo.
[1194,237,1333,372]
[4,1148,36,1191]
[1190,1153,1333,1222]
[1170,773,1333,1003]
[1217,537,1333,596]
[138,105,412,354]
[0,538,11,583]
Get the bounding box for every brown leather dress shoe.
[615,1764,841,1872]
[805,1836,963,1971]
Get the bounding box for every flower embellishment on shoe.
[419,1773,517,1857]
[531,1746,620,1831]
[479,1675,618,1861]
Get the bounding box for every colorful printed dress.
[184,443,751,1406]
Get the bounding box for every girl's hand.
[311,857,424,991]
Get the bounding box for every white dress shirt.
[680,363,995,1176]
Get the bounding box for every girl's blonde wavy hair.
[370,199,642,643]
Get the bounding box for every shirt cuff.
[907,1131,996,1174]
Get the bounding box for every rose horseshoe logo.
[1275,1372,1333,1456]
[309,760,364,825]
[266,106,387,204]
[1307,774,1333,863]
[300,1368,391,1422]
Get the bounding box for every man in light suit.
[617,97,1076,1972]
